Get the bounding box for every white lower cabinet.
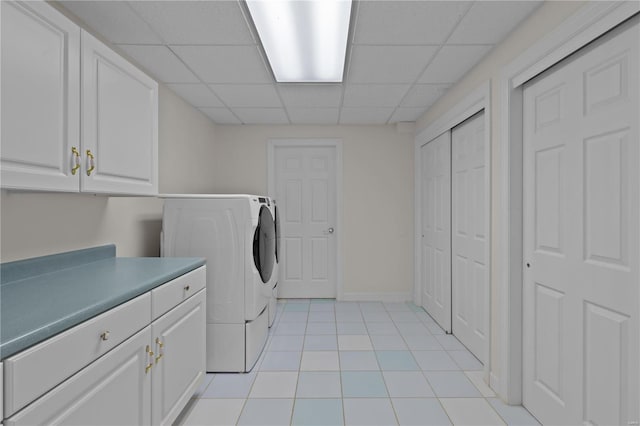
[5,328,152,426]
[3,267,206,426]
[151,290,205,425]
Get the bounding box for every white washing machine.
[266,198,279,327]
[161,194,275,372]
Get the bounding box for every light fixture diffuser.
[246,0,352,83]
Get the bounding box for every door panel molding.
[267,139,343,299]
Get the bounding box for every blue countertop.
[0,245,205,360]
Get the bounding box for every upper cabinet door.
[1,1,80,192]
[81,31,158,196]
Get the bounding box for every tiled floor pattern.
[175,300,539,425]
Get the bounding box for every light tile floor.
[175,299,539,426]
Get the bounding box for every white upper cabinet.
[0,1,80,192]
[81,31,158,195]
[0,1,158,196]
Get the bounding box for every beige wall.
[0,85,217,262]
[212,124,415,297]
[415,1,586,391]
[159,86,218,194]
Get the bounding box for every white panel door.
[81,30,158,195]
[523,17,638,425]
[420,132,451,332]
[451,112,487,363]
[274,145,337,298]
[0,1,80,192]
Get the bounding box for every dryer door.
[274,203,280,263]
[253,205,275,284]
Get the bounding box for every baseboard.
[339,292,412,303]
[490,372,502,398]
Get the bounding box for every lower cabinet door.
[151,290,206,426]
[5,327,152,426]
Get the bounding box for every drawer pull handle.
[155,353,163,364]
[184,285,190,291]
[145,363,153,374]
[100,331,110,341]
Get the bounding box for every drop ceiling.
[59,0,542,125]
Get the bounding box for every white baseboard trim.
[490,372,502,399]
[339,292,413,303]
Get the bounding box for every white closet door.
[420,132,451,332]
[451,112,487,363]
[274,145,337,298]
[522,17,638,425]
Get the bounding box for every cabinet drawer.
[3,293,151,417]
[151,266,206,320]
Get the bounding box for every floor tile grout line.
[184,299,537,425]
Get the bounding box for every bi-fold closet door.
[420,112,487,364]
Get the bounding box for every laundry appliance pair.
[161,194,278,372]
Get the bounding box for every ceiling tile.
[343,84,410,107]
[448,1,542,45]
[287,108,340,125]
[209,84,281,108]
[128,1,255,45]
[199,107,241,124]
[58,1,541,126]
[339,107,394,124]
[419,45,493,84]
[60,1,162,44]
[277,85,343,108]
[171,45,272,84]
[233,108,289,124]
[166,84,224,107]
[400,84,450,108]
[116,45,199,83]
[389,107,427,123]
[348,45,439,84]
[353,1,471,45]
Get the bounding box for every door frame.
[498,1,640,404]
[267,138,344,300]
[414,81,492,384]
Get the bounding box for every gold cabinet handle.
[100,331,110,341]
[86,149,95,176]
[71,147,81,175]
[155,337,164,364]
[145,345,154,374]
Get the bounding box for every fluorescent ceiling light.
[246,0,352,83]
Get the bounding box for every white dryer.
[161,194,275,372]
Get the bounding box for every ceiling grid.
[60,0,542,125]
